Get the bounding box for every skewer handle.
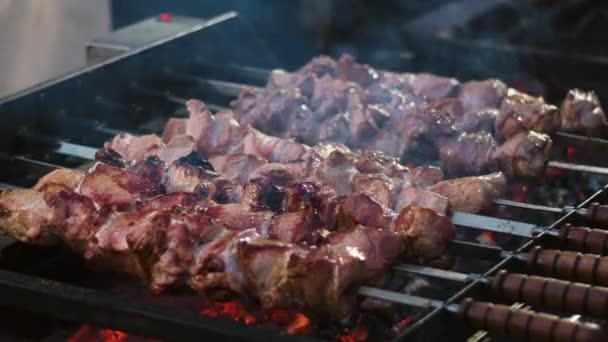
[458,298,606,342]
[558,224,608,255]
[527,247,608,286]
[491,270,608,317]
[586,202,608,226]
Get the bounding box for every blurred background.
[2,0,608,101]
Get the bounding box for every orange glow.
[200,300,256,325]
[199,300,312,334]
[391,316,414,334]
[66,324,159,342]
[336,326,369,342]
[286,313,311,335]
[567,147,575,158]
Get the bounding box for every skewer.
[450,212,608,255]
[493,199,608,226]
[440,241,608,286]
[393,265,608,318]
[177,75,608,149]
[357,287,606,342]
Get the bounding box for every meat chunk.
[315,150,358,196]
[267,209,320,244]
[205,204,273,231]
[429,172,507,213]
[438,132,498,176]
[209,154,266,185]
[33,168,84,193]
[394,186,449,214]
[0,189,56,244]
[394,206,455,268]
[496,89,560,139]
[338,192,391,228]
[493,131,552,179]
[237,239,306,309]
[163,155,218,193]
[408,166,444,188]
[104,133,165,163]
[190,228,259,297]
[457,79,507,112]
[161,118,187,143]
[353,173,396,208]
[559,89,606,136]
[405,73,458,100]
[79,162,156,208]
[452,108,499,134]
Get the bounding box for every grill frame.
[1,10,607,342]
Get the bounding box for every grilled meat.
[560,89,607,136]
[429,172,507,213]
[493,131,552,179]
[230,54,605,180]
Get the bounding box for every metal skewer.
[392,264,608,318]
[450,211,608,255]
[357,287,606,342]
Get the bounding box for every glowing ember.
[286,313,311,335]
[200,300,256,325]
[391,316,414,335]
[567,147,576,158]
[66,324,159,342]
[336,326,369,342]
[476,231,495,245]
[199,300,311,335]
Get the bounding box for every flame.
[199,300,311,335]
[66,324,159,342]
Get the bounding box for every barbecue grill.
[3,9,608,342]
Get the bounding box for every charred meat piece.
[204,203,273,231]
[496,89,560,139]
[164,156,219,193]
[493,131,552,179]
[338,191,391,228]
[559,89,607,136]
[438,132,498,176]
[161,117,187,143]
[429,172,507,213]
[79,162,156,208]
[394,206,455,268]
[457,79,507,113]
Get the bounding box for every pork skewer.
[394,265,608,318]
[357,290,606,342]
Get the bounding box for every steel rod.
[547,160,608,176]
